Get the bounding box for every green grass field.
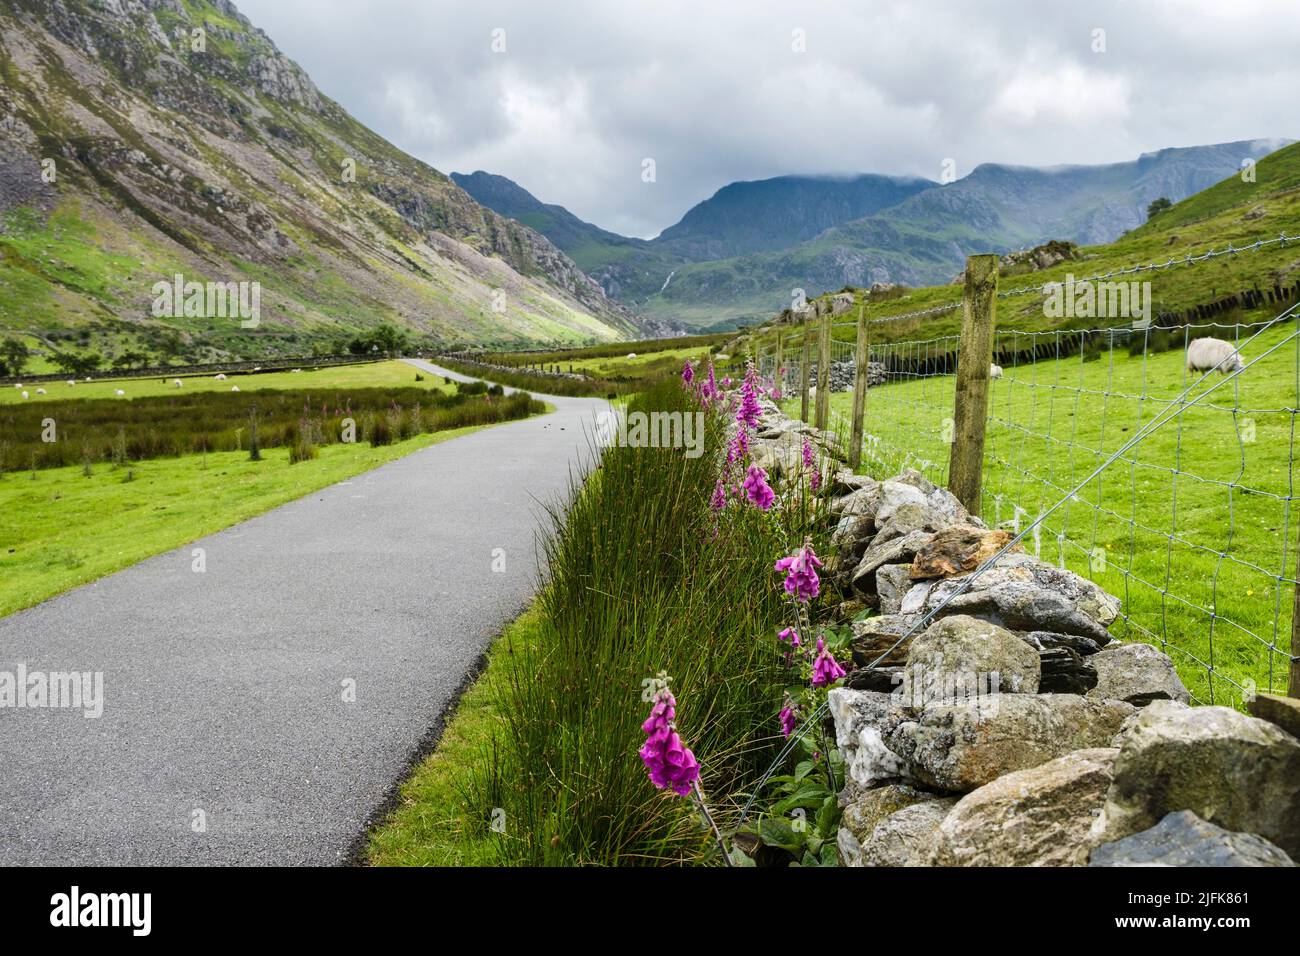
[793,318,1300,705]
[0,359,430,405]
[0,358,548,617]
[0,421,530,618]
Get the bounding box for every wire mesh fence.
[772,310,1300,707]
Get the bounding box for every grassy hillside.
[747,138,1300,351]
[0,0,638,362]
[638,140,1290,329]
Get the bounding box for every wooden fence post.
[800,311,812,423]
[1291,542,1300,698]
[775,332,784,396]
[849,301,869,471]
[947,254,998,517]
[815,304,831,430]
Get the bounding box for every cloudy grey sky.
[235,0,1299,238]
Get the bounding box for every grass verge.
[367,378,825,866]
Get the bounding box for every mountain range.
[457,138,1292,330]
[0,0,646,364]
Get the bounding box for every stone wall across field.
[756,396,1300,867]
[781,360,886,394]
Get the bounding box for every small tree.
[0,338,29,377]
[248,404,262,461]
[1146,197,1173,220]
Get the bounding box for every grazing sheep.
[215,373,227,380]
[291,368,302,373]
[13,383,21,389]
[231,385,240,392]
[67,380,76,387]
[35,387,46,395]
[21,391,28,400]
[626,353,637,359]
[990,363,1003,379]
[1186,337,1245,375]
[115,389,125,397]
[174,378,183,387]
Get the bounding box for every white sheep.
[990,363,1003,379]
[21,390,28,400]
[215,373,227,381]
[626,353,637,360]
[67,380,76,387]
[1186,337,1245,376]
[35,387,46,395]
[115,389,125,397]
[13,383,21,389]
[174,378,183,387]
[231,385,240,392]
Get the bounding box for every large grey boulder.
[1090,810,1297,867]
[1086,642,1190,706]
[899,552,1119,643]
[931,748,1118,866]
[1091,701,1300,858]
[886,693,1134,792]
[828,689,915,789]
[900,615,1041,701]
[858,798,958,866]
[837,783,947,866]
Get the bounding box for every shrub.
[288,419,318,464]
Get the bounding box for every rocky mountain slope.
[0,0,642,362]
[462,140,1290,330]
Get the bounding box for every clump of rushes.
[450,378,794,865]
[288,418,318,464]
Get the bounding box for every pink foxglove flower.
[742,465,775,511]
[778,626,801,649]
[736,384,762,430]
[725,428,749,467]
[681,361,695,385]
[811,637,846,688]
[709,478,727,513]
[774,542,823,602]
[698,362,718,403]
[639,685,701,797]
[779,703,798,738]
[802,438,821,491]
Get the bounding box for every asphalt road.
[0,359,607,864]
